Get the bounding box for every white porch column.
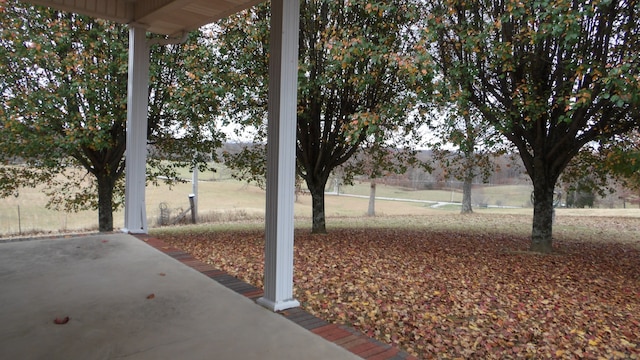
[122,25,149,234]
[256,0,300,312]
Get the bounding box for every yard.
[2,173,639,358]
[156,214,640,359]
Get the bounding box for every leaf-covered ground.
[159,222,640,359]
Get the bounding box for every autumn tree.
[428,103,503,213]
[0,2,222,231]
[425,0,640,252]
[428,36,504,214]
[218,0,432,233]
[603,132,640,196]
[562,131,640,207]
[340,142,423,217]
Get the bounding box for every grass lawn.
[155,214,640,359]
[0,176,538,237]
[2,160,637,238]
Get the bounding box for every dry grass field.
[0,175,638,238]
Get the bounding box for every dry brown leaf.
[53,316,69,325]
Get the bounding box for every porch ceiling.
[24,0,263,35]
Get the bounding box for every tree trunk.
[96,173,115,232]
[530,174,556,253]
[367,180,376,216]
[308,182,327,234]
[461,112,475,214]
[461,170,473,214]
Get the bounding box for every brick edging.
[135,234,418,360]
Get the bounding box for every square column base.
[120,228,147,235]
[257,297,300,312]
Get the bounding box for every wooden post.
[17,205,21,235]
[192,165,198,220]
[189,194,196,224]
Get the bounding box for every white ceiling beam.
[22,0,263,35]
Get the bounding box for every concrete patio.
[0,233,363,360]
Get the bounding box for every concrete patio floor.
[0,233,363,360]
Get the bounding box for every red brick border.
[135,234,418,360]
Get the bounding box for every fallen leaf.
[159,223,640,359]
[53,316,69,325]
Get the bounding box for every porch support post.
[256,0,300,312]
[122,25,149,234]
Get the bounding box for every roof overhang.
[24,0,264,35]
